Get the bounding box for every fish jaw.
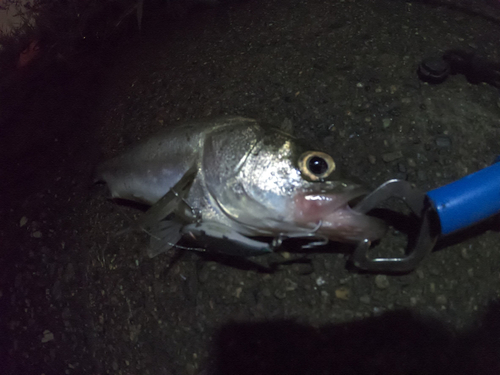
[293,190,387,243]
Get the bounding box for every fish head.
[204,126,386,244]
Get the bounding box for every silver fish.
[96,116,386,257]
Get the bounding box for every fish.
[96,116,386,258]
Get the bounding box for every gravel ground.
[2,0,500,374]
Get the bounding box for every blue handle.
[427,162,500,235]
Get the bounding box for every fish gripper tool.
[351,161,500,273]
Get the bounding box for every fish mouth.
[293,184,387,243]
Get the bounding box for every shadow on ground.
[213,301,500,375]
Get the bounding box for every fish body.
[97,116,386,257]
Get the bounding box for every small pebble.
[375,274,390,289]
[461,247,471,260]
[20,216,28,227]
[368,155,377,164]
[382,151,403,162]
[429,283,436,293]
[435,135,451,148]
[435,294,447,305]
[284,278,298,291]
[281,251,291,259]
[359,295,371,304]
[274,289,286,300]
[335,287,350,300]
[41,330,54,343]
[338,277,350,285]
[382,118,392,129]
[407,158,417,167]
[235,287,243,298]
[316,276,326,286]
[32,231,42,238]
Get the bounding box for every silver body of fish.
[96,116,386,257]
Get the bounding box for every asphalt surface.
[2,0,500,374]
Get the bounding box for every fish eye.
[308,156,328,175]
[298,151,336,181]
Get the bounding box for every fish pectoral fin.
[148,220,184,258]
[181,221,272,257]
[131,164,198,233]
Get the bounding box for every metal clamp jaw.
[351,161,500,272]
[351,180,440,273]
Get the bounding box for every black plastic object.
[443,50,500,88]
[418,56,450,84]
[418,49,500,88]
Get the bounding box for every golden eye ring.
[298,151,336,181]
